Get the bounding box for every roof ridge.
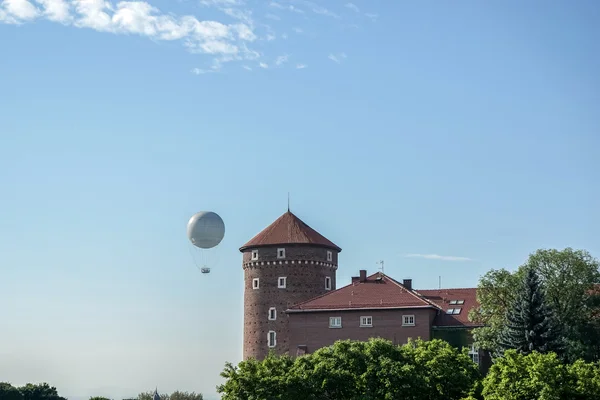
[417,287,477,291]
[382,274,442,310]
[288,280,356,309]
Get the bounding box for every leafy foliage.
[471,248,600,361]
[498,267,564,357]
[18,383,67,400]
[482,350,600,400]
[0,382,24,400]
[217,338,481,400]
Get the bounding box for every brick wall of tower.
[242,245,338,360]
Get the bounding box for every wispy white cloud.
[275,54,289,66]
[365,12,378,22]
[296,63,306,69]
[259,62,268,69]
[242,65,252,71]
[345,2,359,13]
[404,254,473,262]
[293,27,302,33]
[264,12,279,21]
[328,52,347,63]
[269,1,303,14]
[292,0,339,19]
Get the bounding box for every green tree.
[471,248,600,361]
[482,350,600,400]
[90,397,112,400]
[0,382,24,400]
[498,267,564,357]
[18,383,67,400]
[217,338,480,400]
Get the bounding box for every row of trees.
[0,384,203,400]
[217,337,600,399]
[470,248,600,363]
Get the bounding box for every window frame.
[327,250,333,262]
[329,316,342,328]
[268,330,276,348]
[325,276,332,290]
[468,343,480,365]
[360,316,373,327]
[268,307,277,320]
[277,248,286,259]
[252,278,259,289]
[251,250,259,260]
[278,276,287,289]
[402,314,415,326]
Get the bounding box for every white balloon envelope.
[187,211,225,249]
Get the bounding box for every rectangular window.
[360,316,373,327]
[402,315,415,326]
[278,277,287,288]
[268,307,277,320]
[268,330,276,348]
[253,278,259,289]
[325,276,332,290]
[251,250,259,260]
[457,300,465,305]
[446,308,454,314]
[327,251,333,262]
[469,344,480,365]
[449,300,457,305]
[329,316,342,328]
[277,248,286,259]
[452,308,462,315]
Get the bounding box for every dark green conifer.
[498,267,564,358]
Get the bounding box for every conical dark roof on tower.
[240,211,341,252]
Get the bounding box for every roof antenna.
[287,192,290,212]
[439,275,442,289]
[377,260,384,274]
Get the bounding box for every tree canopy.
[498,267,564,357]
[217,338,481,400]
[0,383,66,400]
[471,248,600,362]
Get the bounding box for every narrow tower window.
[253,278,259,289]
[278,277,287,288]
[251,250,259,260]
[325,276,332,290]
[327,250,333,262]
[268,330,276,348]
[277,248,286,259]
[268,307,277,320]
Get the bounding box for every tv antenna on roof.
[376,260,384,274]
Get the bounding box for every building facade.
[240,210,342,360]
[240,211,487,371]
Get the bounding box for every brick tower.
[240,210,342,360]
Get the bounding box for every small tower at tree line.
[239,210,342,360]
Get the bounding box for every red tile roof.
[417,288,481,327]
[239,211,342,252]
[288,273,437,311]
[287,272,482,328]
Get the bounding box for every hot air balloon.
[187,211,225,273]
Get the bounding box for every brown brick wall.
[242,244,340,360]
[287,308,437,354]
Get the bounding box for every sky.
[1,0,599,398]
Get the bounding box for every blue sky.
[1,0,599,399]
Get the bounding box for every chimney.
[403,279,413,290]
[359,269,367,282]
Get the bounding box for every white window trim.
[251,250,259,260]
[268,307,277,320]
[469,344,480,365]
[278,277,287,289]
[402,315,415,326]
[267,330,276,348]
[329,316,342,328]
[327,250,333,262]
[360,316,373,327]
[252,278,259,289]
[277,248,286,259]
[325,276,332,290]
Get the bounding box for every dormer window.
[277,248,286,259]
[327,250,333,262]
[251,250,259,260]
